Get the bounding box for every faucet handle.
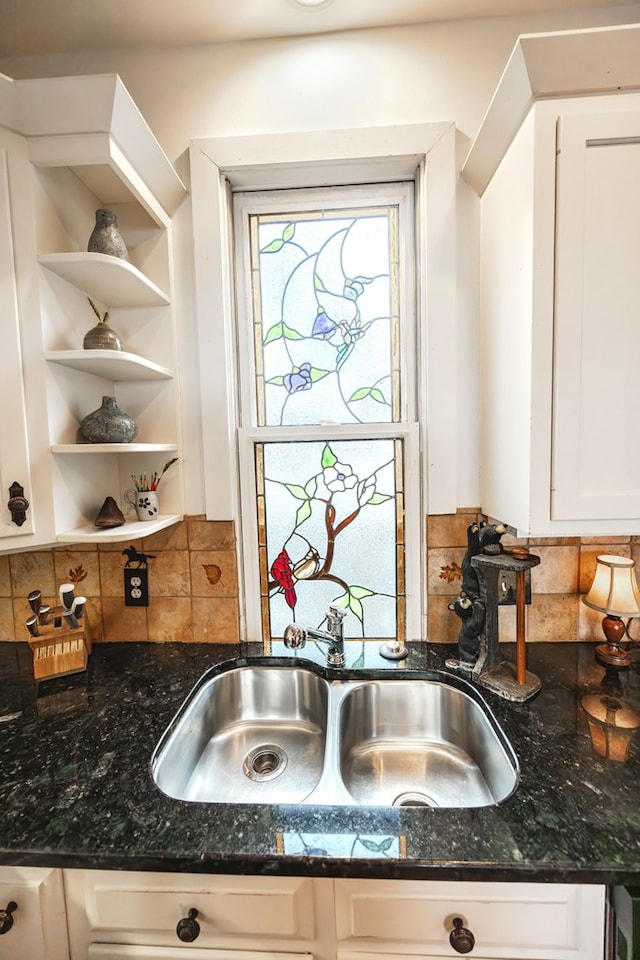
[326,605,347,629]
[283,623,308,650]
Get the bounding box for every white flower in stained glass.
[323,461,358,493]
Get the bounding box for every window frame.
[190,123,457,642]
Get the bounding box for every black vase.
[79,396,138,444]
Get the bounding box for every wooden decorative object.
[28,614,95,681]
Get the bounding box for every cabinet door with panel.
[0,127,54,550]
[334,879,605,960]
[0,866,69,960]
[63,869,334,960]
[474,94,640,537]
[551,110,640,524]
[464,26,640,536]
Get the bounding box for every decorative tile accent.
[189,550,238,597]
[53,550,101,597]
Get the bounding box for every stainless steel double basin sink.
[151,660,518,809]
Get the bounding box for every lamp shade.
[582,555,640,617]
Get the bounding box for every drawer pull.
[176,907,200,942]
[449,916,475,954]
[7,481,29,527]
[0,901,17,935]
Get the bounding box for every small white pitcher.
[125,489,159,521]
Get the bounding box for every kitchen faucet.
[283,604,346,667]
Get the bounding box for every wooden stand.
[28,616,95,681]
[471,552,542,702]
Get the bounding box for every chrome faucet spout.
[283,604,347,667]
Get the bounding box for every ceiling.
[0,0,634,58]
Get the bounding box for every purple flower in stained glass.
[284,362,312,394]
[311,307,337,340]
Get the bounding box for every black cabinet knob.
[176,907,200,942]
[7,481,29,527]
[449,916,475,953]
[0,901,17,935]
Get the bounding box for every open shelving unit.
[23,74,188,543]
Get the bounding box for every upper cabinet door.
[0,145,36,542]
[552,111,640,521]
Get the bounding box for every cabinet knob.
[176,907,200,942]
[7,481,29,527]
[0,901,17,935]
[449,916,475,954]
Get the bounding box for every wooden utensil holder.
[28,615,95,681]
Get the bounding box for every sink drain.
[392,791,438,808]
[243,744,288,782]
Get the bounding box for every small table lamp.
[582,555,640,667]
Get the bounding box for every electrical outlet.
[124,568,149,606]
[498,569,531,606]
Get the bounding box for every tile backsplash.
[0,516,239,644]
[1,508,637,644]
[428,507,640,645]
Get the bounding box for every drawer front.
[88,947,313,960]
[0,866,68,960]
[65,870,315,948]
[335,880,605,960]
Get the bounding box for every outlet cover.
[498,569,531,606]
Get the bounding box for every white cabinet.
[462,26,640,537]
[0,866,69,959]
[62,871,606,960]
[0,72,187,548]
[335,878,605,960]
[63,870,334,960]
[0,122,55,549]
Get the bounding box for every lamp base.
[596,614,631,668]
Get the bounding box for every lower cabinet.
[63,871,335,960]
[0,866,69,960]
[62,872,606,960]
[335,879,605,960]
[0,868,608,960]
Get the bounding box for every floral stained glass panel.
[250,205,400,427]
[257,437,405,643]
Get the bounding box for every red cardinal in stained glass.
[271,548,297,610]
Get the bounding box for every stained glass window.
[249,204,400,426]
[235,184,417,647]
[256,437,405,644]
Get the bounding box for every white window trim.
[190,123,457,642]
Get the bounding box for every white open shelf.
[45,349,174,381]
[51,443,178,454]
[56,514,181,543]
[39,252,170,307]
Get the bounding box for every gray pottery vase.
[87,208,129,261]
[83,317,123,351]
[79,396,138,444]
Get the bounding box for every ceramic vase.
[87,208,129,261]
[83,317,123,351]
[79,396,138,444]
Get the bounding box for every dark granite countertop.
[1,639,640,884]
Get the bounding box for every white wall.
[2,3,639,514]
